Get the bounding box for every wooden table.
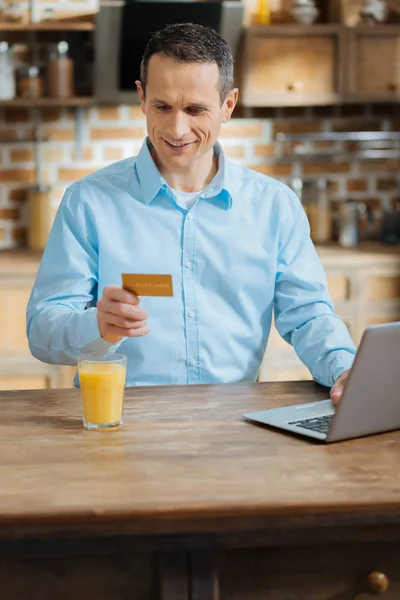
[1,381,400,599]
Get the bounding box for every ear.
[222,88,239,123]
[135,81,147,116]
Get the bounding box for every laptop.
[243,321,400,443]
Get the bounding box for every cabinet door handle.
[366,571,389,595]
[287,81,303,92]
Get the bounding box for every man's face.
[136,54,238,171]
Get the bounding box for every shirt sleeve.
[26,185,123,366]
[273,189,357,388]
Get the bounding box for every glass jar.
[47,41,74,98]
[302,179,333,243]
[27,185,53,250]
[0,42,16,100]
[17,65,44,98]
[4,1,27,23]
[338,200,359,248]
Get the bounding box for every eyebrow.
[151,99,210,109]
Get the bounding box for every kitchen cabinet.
[218,544,399,600]
[240,25,345,107]
[0,252,75,391]
[259,244,400,382]
[240,24,400,107]
[346,26,400,102]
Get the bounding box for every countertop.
[0,381,400,541]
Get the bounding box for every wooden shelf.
[0,97,94,107]
[246,24,343,34]
[0,137,49,143]
[0,21,95,31]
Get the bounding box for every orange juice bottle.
[255,0,271,24]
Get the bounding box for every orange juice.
[79,361,126,429]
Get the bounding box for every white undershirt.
[172,189,204,210]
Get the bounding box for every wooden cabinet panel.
[347,29,400,100]
[0,376,50,390]
[0,269,77,390]
[246,37,335,94]
[0,554,156,600]
[267,323,288,349]
[259,323,311,382]
[217,543,400,600]
[60,366,78,388]
[241,26,343,107]
[357,36,399,95]
[0,285,31,353]
[266,366,312,381]
[368,316,400,326]
[327,275,349,300]
[367,276,400,300]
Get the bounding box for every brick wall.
[1,103,400,249]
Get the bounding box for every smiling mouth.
[163,139,195,151]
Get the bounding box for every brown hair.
[140,22,234,102]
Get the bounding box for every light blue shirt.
[27,139,356,388]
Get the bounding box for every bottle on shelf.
[291,0,319,25]
[338,200,359,248]
[47,41,74,98]
[255,0,271,24]
[0,42,16,100]
[302,179,333,244]
[16,64,44,98]
[27,184,53,250]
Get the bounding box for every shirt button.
[190,359,197,367]
[187,213,194,220]
[185,260,192,269]
[188,310,195,318]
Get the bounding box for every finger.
[101,323,133,339]
[103,313,148,330]
[330,384,343,403]
[126,325,150,337]
[103,285,140,306]
[102,323,150,339]
[98,298,148,321]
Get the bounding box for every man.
[26,23,355,401]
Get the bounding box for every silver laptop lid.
[327,321,400,443]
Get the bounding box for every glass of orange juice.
[78,353,127,431]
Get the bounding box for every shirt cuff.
[313,350,356,388]
[331,353,355,385]
[78,307,126,355]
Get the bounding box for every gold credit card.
[122,273,173,297]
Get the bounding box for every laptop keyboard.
[288,414,333,434]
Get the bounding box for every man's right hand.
[97,285,150,344]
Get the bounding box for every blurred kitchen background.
[0,0,399,389]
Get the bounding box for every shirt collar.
[135,138,166,205]
[135,138,233,209]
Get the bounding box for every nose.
[168,110,190,140]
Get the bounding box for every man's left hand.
[330,370,351,404]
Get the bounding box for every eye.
[187,107,205,116]
[155,105,169,112]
